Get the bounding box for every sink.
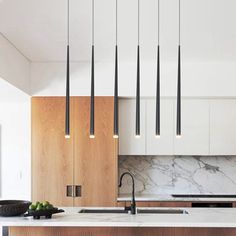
[79,208,188,215]
[137,209,188,214]
[79,209,129,214]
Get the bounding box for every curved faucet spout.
[118,172,136,214]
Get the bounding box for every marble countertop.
[117,194,236,202]
[2,207,236,228]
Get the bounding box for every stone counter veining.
[1,207,236,228]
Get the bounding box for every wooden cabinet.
[136,201,192,207]
[31,97,74,206]
[73,97,117,207]
[119,98,146,155]
[174,99,209,155]
[32,97,117,207]
[210,100,236,155]
[117,201,192,208]
[146,99,174,155]
[9,227,236,236]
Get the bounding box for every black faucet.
[118,172,136,215]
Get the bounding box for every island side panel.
[9,227,236,236]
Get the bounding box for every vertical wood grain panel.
[9,227,236,236]
[136,201,192,207]
[73,97,118,206]
[31,97,74,206]
[117,201,192,207]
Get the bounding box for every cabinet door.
[146,99,174,155]
[117,201,192,207]
[73,97,117,207]
[174,99,209,155]
[119,98,146,155]
[210,100,236,155]
[31,97,74,206]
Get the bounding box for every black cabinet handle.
[67,185,81,197]
[66,185,73,197]
[75,185,82,197]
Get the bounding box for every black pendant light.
[113,0,119,139]
[155,0,160,138]
[90,0,95,139]
[135,0,140,138]
[65,0,70,139]
[176,0,181,138]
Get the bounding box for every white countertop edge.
[2,222,236,228]
[2,207,236,228]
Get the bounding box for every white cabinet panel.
[146,99,174,155]
[119,98,146,155]
[174,99,209,155]
[210,100,236,155]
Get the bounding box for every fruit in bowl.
[25,201,63,219]
[29,201,57,212]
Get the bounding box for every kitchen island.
[2,207,236,235]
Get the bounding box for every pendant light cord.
[65,0,70,138]
[158,0,160,45]
[138,0,140,45]
[116,0,118,45]
[92,0,94,45]
[67,0,70,46]
[178,0,181,45]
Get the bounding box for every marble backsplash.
[118,156,236,195]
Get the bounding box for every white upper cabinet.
[174,99,209,155]
[119,98,236,156]
[146,99,174,155]
[210,100,236,155]
[119,98,146,155]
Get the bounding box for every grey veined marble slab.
[118,156,236,195]
[2,207,236,228]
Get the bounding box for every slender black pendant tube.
[65,45,70,138]
[176,45,181,137]
[155,45,160,137]
[90,45,95,138]
[135,45,140,137]
[113,45,119,138]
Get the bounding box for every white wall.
[0,78,31,200]
[30,60,236,97]
[0,33,30,94]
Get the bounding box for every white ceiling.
[0,0,236,62]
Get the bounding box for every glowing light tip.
[65,135,70,139]
[90,135,95,139]
[155,134,161,138]
[113,135,119,139]
[176,134,182,138]
[135,135,141,139]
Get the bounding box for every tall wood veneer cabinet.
[32,97,118,207]
[73,97,118,207]
[31,97,74,206]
